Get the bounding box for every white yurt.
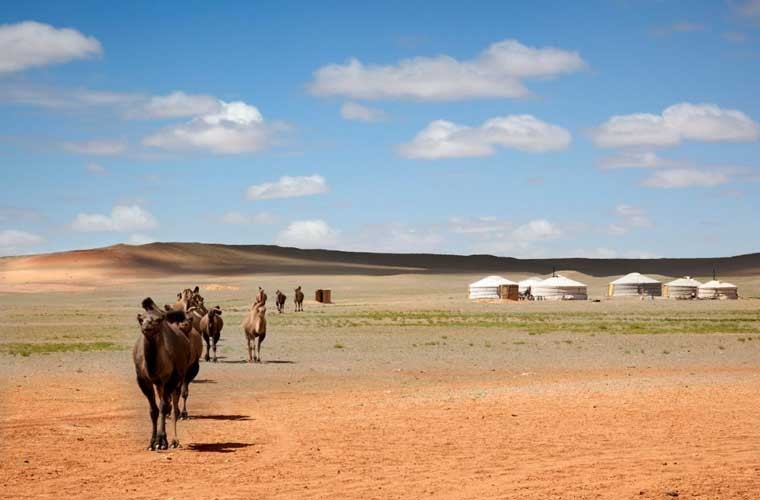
[532,275,588,300]
[697,280,738,300]
[468,276,518,300]
[518,276,544,295]
[608,272,662,297]
[664,277,702,299]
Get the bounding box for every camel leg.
[247,335,253,363]
[171,387,181,448]
[181,362,199,420]
[137,376,159,450]
[203,334,211,362]
[155,383,171,450]
[212,334,218,362]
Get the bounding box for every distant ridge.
[2,242,759,278]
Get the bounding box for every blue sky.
[1,0,760,258]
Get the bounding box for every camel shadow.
[191,379,216,384]
[187,442,253,453]
[265,360,295,364]
[191,414,252,421]
[219,359,249,364]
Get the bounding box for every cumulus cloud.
[219,211,279,225]
[275,219,340,249]
[142,100,281,154]
[246,175,329,201]
[512,219,562,242]
[340,101,387,122]
[590,103,760,148]
[399,115,571,159]
[0,21,102,75]
[608,204,653,234]
[71,205,158,232]
[131,91,221,119]
[0,229,44,255]
[63,139,127,156]
[642,169,729,188]
[309,39,585,101]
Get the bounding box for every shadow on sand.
[219,359,249,364]
[191,379,217,384]
[191,414,252,421]
[265,360,295,364]
[187,442,253,453]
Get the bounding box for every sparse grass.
[0,341,123,357]
[333,343,344,349]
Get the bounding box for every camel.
[255,286,267,306]
[294,286,304,312]
[243,300,267,363]
[172,286,207,332]
[199,306,224,362]
[171,310,203,419]
[275,290,286,313]
[134,298,191,450]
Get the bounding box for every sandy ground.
[1,274,760,499]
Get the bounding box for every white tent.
[518,276,544,295]
[698,280,738,300]
[468,275,517,300]
[532,275,587,300]
[664,277,702,299]
[608,272,662,297]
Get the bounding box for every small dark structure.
[315,289,332,303]
[498,284,519,301]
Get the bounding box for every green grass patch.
[0,341,124,357]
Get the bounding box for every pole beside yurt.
[608,272,662,297]
[664,277,702,299]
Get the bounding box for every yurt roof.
[537,275,586,287]
[610,272,661,285]
[469,275,517,287]
[698,280,737,289]
[666,276,702,287]
[518,276,544,286]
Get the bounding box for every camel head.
[175,313,194,335]
[208,306,222,319]
[137,297,186,338]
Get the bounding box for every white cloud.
[142,100,281,154]
[0,229,44,255]
[642,169,729,188]
[135,91,221,119]
[63,139,127,156]
[512,219,562,242]
[340,101,387,122]
[609,204,653,234]
[0,84,140,109]
[309,39,585,101]
[590,103,760,148]
[126,233,155,245]
[219,211,279,225]
[399,115,571,159]
[0,21,102,75]
[275,219,340,249]
[71,205,158,232]
[85,163,108,176]
[246,175,329,201]
[597,151,684,170]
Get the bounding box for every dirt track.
[2,361,760,499]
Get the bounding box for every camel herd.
[133,285,304,451]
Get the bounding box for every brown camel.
[294,286,304,312]
[199,306,224,362]
[171,310,203,419]
[255,286,267,306]
[275,290,286,313]
[243,300,267,363]
[172,286,207,332]
[134,298,191,450]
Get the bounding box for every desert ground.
[1,246,760,499]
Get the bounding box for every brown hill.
[2,242,759,282]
